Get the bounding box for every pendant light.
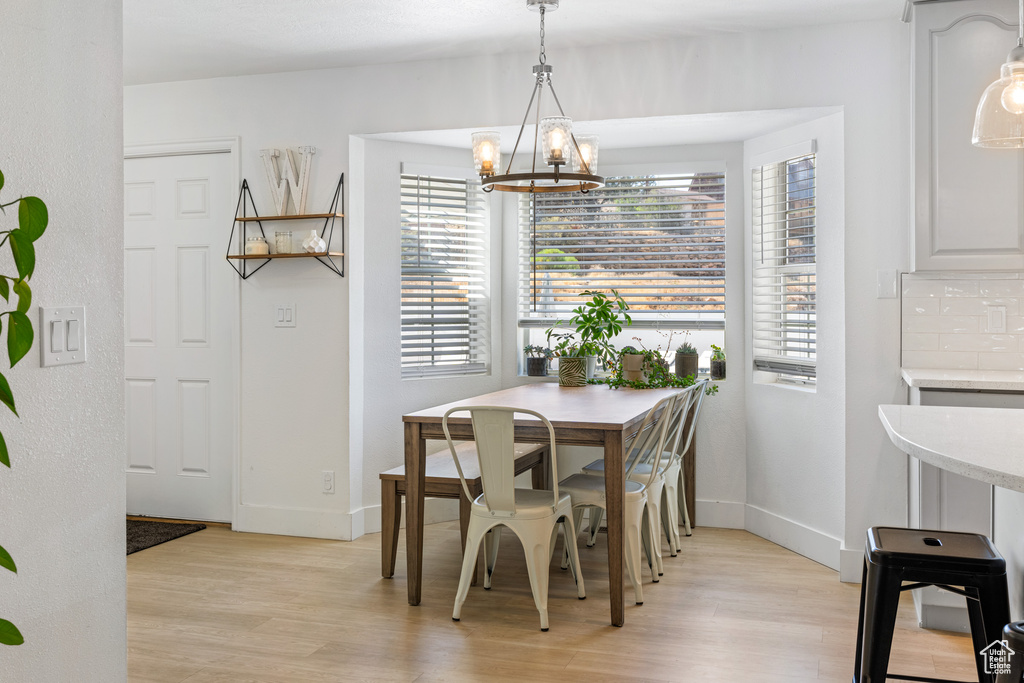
[471,0,603,193]
[973,0,1024,147]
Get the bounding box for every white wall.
[125,18,912,570]
[2,1,125,679]
[744,114,847,569]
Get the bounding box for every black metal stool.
[853,527,1010,683]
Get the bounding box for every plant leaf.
[0,545,15,573]
[0,371,16,417]
[17,197,47,242]
[7,312,32,368]
[0,619,24,646]
[0,431,8,468]
[0,170,4,193]
[0,278,10,303]
[9,231,34,280]
[13,280,30,314]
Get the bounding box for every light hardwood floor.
[127,522,976,682]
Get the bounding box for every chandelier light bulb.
[1002,73,1024,114]
[471,131,501,177]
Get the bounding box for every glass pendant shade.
[572,134,599,174]
[974,59,1024,147]
[472,131,501,176]
[541,116,572,166]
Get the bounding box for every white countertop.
[879,404,1024,493]
[901,368,1024,392]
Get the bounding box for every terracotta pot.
[557,356,587,387]
[526,357,548,377]
[675,352,698,380]
[621,353,647,382]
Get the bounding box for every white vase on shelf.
[302,229,326,253]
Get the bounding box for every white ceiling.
[124,0,906,86]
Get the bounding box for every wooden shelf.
[226,175,345,279]
[235,213,344,222]
[227,252,344,260]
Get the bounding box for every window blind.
[517,173,726,329]
[751,152,816,380]
[400,173,488,378]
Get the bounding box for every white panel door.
[124,153,235,522]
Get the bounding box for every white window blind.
[518,173,726,328]
[400,172,488,378]
[751,151,816,380]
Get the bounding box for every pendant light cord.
[540,6,548,65]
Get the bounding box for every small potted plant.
[619,345,647,382]
[523,345,552,377]
[546,331,587,387]
[710,344,726,380]
[675,337,698,380]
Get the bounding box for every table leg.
[604,430,626,627]
[404,422,426,606]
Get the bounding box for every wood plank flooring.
[127,523,975,682]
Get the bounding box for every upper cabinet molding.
[912,0,1024,271]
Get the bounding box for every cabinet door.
[913,0,1024,271]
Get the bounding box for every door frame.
[124,137,242,527]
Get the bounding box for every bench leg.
[381,479,401,578]
[532,446,552,491]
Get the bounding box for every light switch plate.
[988,306,1007,333]
[876,269,898,299]
[274,304,296,328]
[39,306,86,367]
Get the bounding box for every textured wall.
[0,0,125,679]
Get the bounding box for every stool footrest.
[899,582,975,600]
[885,674,975,683]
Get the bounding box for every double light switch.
[40,307,86,367]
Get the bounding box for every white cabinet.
[912,0,1024,271]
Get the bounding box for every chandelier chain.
[538,7,547,65]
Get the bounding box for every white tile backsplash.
[903,274,1024,371]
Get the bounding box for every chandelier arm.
[506,79,542,175]
[547,78,593,175]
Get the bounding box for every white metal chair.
[557,393,677,605]
[580,387,696,575]
[443,405,585,632]
[664,380,708,548]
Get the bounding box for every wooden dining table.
[402,382,683,627]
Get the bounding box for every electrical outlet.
[322,470,335,494]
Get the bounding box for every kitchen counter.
[901,368,1024,392]
[879,404,1024,493]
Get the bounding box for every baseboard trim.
[695,500,745,529]
[234,504,355,541]
[357,498,460,538]
[839,546,863,583]
[744,504,841,571]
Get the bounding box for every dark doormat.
[127,519,207,555]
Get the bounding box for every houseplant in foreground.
[546,290,631,379]
[0,168,48,646]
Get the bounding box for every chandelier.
[973,0,1024,147]
[471,0,603,193]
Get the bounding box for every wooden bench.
[380,441,551,579]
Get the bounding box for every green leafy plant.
[523,345,553,359]
[711,344,726,360]
[0,169,48,647]
[619,345,641,355]
[545,290,631,364]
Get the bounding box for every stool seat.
[868,527,1006,574]
[854,526,1010,683]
